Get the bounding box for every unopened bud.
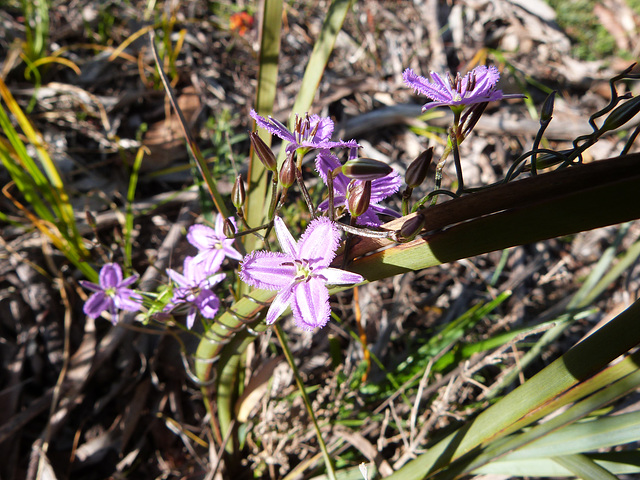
[400,214,426,241]
[461,101,488,137]
[342,158,393,181]
[600,95,640,133]
[347,180,371,218]
[405,147,433,188]
[279,152,297,188]
[223,218,236,239]
[232,174,245,210]
[250,131,277,172]
[540,91,556,125]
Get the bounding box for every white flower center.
[294,259,313,282]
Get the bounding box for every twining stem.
[295,155,317,218]
[274,323,337,480]
[267,176,279,220]
[450,127,465,194]
[401,187,413,216]
[327,170,335,221]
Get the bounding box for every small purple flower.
[79,263,142,322]
[239,216,364,330]
[315,151,401,226]
[250,109,359,158]
[403,65,523,112]
[166,256,226,329]
[187,215,243,272]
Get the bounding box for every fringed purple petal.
[250,110,295,143]
[317,194,347,212]
[354,208,382,227]
[309,114,334,142]
[370,170,402,202]
[298,217,340,268]
[317,267,363,286]
[291,278,330,330]
[403,68,452,103]
[266,286,294,324]
[370,204,401,219]
[274,216,298,257]
[315,151,350,193]
[239,251,295,290]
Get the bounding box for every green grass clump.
[546,0,621,60]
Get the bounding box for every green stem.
[274,324,337,480]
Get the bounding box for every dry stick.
[148,30,230,223]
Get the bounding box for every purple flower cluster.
[164,215,242,328]
[80,215,242,329]
[251,110,401,225]
[80,65,522,331]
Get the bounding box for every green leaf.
[386,299,640,480]
[500,410,640,460]
[551,454,619,480]
[244,0,284,249]
[473,451,640,477]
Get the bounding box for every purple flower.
[166,256,226,329]
[315,151,401,226]
[79,263,142,322]
[239,216,364,330]
[403,65,523,112]
[187,215,243,272]
[250,109,359,158]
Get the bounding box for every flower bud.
[341,158,393,181]
[405,147,433,188]
[600,95,640,133]
[250,131,277,172]
[540,91,556,125]
[461,101,488,137]
[232,174,245,210]
[223,218,236,239]
[279,152,297,188]
[347,180,371,218]
[399,214,426,241]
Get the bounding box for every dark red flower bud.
[540,91,556,125]
[347,180,371,218]
[601,95,640,133]
[400,214,426,241]
[341,158,393,181]
[232,174,245,210]
[223,218,236,239]
[250,131,277,172]
[279,152,297,188]
[405,147,433,188]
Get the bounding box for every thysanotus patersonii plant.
[3,2,640,479]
